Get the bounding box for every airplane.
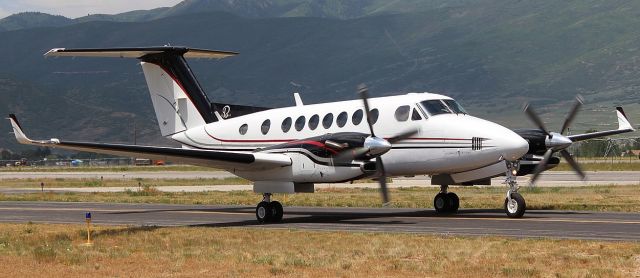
[11,46,539,222]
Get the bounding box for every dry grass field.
[0,177,249,188]
[0,223,638,277]
[1,185,639,212]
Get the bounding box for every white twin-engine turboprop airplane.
[11,46,541,222]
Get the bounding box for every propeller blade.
[530,148,554,185]
[358,84,376,137]
[524,103,551,136]
[376,157,390,205]
[388,128,419,144]
[560,95,583,134]
[559,149,586,180]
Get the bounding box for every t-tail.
[45,46,237,136]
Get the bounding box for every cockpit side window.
[411,108,422,121]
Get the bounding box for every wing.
[567,107,635,142]
[8,114,291,171]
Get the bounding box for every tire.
[446,192,459,213]
[270,201,284,222]
[434,193,450,213]
[504,192,526,218]
[256,201,272,224]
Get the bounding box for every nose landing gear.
[256,193,284,224]
[504,161,526,218]
[434,185,459,213]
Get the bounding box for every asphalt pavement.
[0,201,638,241]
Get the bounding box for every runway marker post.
[81,212,94,247]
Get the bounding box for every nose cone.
[501,131,529,161]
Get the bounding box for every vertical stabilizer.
[44,46,238,137]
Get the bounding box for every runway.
[1,201,639,241]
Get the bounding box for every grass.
[2,185,640,212]
[0,223,637,277]
[552,162,640,171]
[0,177,250,189]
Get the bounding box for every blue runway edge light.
[85,212,91,219]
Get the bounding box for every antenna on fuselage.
[290,81,304,106]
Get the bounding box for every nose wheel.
[256,193,284,224]
[434,185,459,213]
[504,192,526,218]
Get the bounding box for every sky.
[0,0,183,19]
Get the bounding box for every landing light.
[512,169,517,176]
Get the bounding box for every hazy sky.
[0,0,183,19]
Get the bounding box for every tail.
[45,46,237,136]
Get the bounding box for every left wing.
[8,114,291,170]
[568,107,635,141]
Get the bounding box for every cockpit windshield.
[442,99,467,114]
[419,99,467,116]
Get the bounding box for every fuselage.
[172,92,528,181]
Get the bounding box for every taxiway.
[0,201,638,241]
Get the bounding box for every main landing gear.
[504,161,526,218]
[255,193,284,224]
[433,185,459,213]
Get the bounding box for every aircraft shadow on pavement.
[99,206,591,228]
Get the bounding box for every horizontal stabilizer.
[44,46,237,59]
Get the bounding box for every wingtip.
[615,107,634,131]
[7,114,31,144]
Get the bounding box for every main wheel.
[256,201,272,224]
[270,201,284,222]
[446,192,459,213]
[504,192,526,218]
[434,193,450,213]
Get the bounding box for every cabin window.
[322,113,334,129]
[336,112,348,127]
[261,119,271,135]
[295,116,306,131]
[369,108,379,125]
[352,109,363,125]
[239,124,248,135]
[394,105,410,122]
[281,117,292,132]
[309,114,319,130]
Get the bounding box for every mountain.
[0,12,73,31]
[1,1,639,151]
[0,0,476,31]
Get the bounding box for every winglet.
[616,107,634,131]
[7,114,33,145]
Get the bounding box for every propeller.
[525,95,585,184]
[346,84,420,205]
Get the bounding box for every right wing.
[8,114,291,171]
